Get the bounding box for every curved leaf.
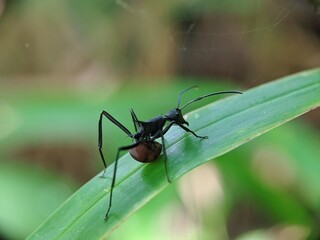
[27,68,320,240]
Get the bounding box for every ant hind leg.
[105,141,141,220]
[160,130,172,183]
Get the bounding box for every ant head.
[164,86,198,125]
[165,108,189,125]
[166,86,242,125]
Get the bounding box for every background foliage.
[0,1,319,239]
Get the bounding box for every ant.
[98,86,242,219]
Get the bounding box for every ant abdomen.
[129,141,162,163]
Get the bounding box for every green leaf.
[27,68,320,240]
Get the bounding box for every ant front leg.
[98,110,133,175]
[105,141,141,220]
[176,123,208,139]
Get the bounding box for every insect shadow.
[98,86,242,220]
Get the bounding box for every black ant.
[98,86,242,219]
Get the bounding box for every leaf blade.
[27,68,320,240]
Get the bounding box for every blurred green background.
[0,1,319,239]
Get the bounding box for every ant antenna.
[180,90,243,110]
[177,86,198,108]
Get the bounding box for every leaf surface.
[27,69,320,240]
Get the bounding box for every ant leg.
[161,121,207,139]
[105,141,141,220]
[151,126,173,183]
[176,123,208,139]
[99,111,133,175]
[130,109,141,132]
[159,130,172,183]
[160,121,175,136]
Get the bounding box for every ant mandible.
[98,86,242,219]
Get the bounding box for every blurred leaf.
[0,161,76,240]
[27,68,320,239]
[216,119,320,228]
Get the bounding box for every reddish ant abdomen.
[129,141,162,163]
